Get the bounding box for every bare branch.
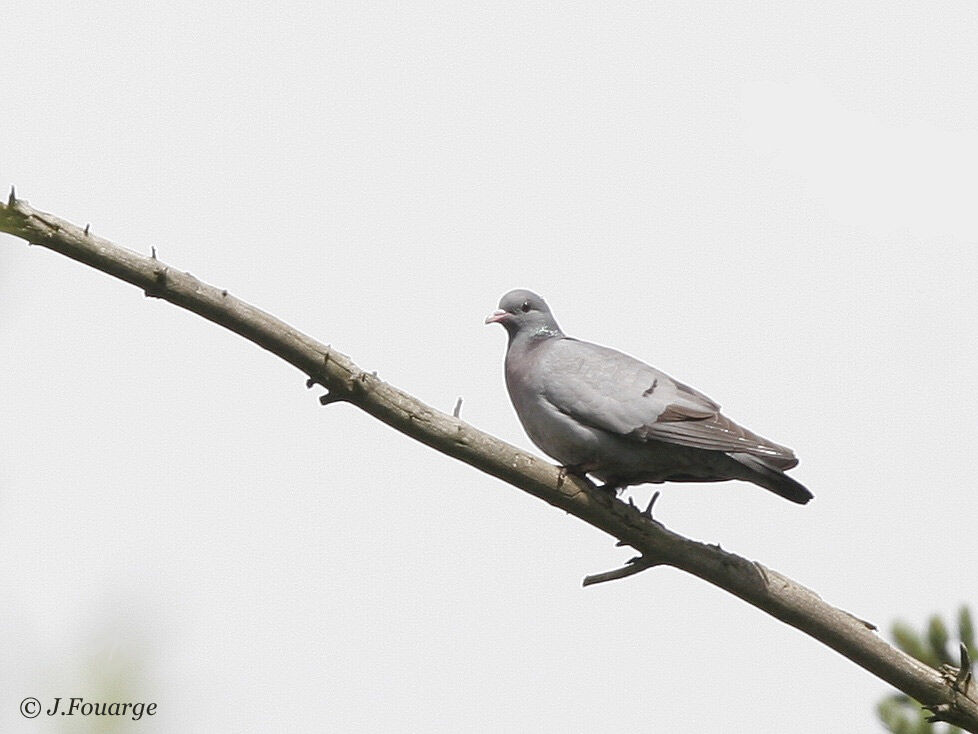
[2,194,976,731]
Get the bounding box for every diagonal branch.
[2,192,976,732]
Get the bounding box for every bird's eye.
[520,301,530,313]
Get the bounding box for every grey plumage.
[485,289,812,504]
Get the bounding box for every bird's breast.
[504,353,604,467]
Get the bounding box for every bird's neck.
[508,324,563,350]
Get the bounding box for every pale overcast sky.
[2,3,977,732]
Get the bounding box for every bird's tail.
[728,453,813,505]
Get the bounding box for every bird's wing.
[540,338,797,467]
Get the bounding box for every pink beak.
[484,309,507,324]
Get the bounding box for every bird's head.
[485,289,563,340]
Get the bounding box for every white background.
[2,3,976,732]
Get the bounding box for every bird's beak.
[484,309,507,325]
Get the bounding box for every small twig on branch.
[958,643,974,695]
[582,555,664,587]
[2,193,977,732]
[644,490,660,518]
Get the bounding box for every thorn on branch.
[956,641,973,695]
[349,371,364,391]
[582,555,664,587]
[151,246,157,260]
[453,397,463,418]
[348,370,375,392]
[644,490,661,519]
[306,349,347,405]
[319,392,346,406]
[84,223,90,236]
[305,350,333,390]
[8,186,15,206]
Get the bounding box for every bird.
[485,289,812,504]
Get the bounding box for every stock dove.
[486,289,812,504]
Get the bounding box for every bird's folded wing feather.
[541,339,797,467]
